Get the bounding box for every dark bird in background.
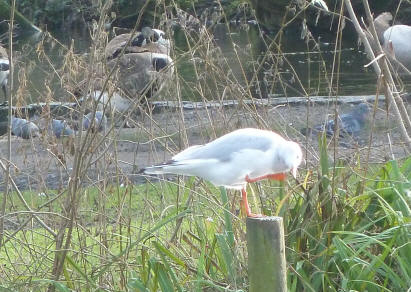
[83,111,107,132]
[301,103,370,139]
[11,117,40,139]
[0,44,9,100]
[74,26,174,129]
[50,119,75,138]
[32,115,75,139]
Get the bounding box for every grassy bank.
[1,0,410,291]
[1,147,410,291]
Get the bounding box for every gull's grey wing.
[172,129,279,162]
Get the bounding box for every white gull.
[141,128,303,217]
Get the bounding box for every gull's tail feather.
[140,159,210,176]
[139,160,175,174]
[140,165,167,174]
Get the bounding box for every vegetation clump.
[0,0,410,291]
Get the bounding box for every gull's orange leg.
[241,188,264,217]
[242,173,286,217]
[245,173,286,183]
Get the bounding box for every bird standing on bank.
[373,12,411,71]
[104,26,173,99]
[141,128,303,217]
[11,117,40,139]
[83,111,107,132]
[50,119,75,138]
[79,27,174,127]
[302,103,369,139]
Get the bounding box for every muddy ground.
[0,100,409,192]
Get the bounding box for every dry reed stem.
[0,1,409,290]
[1,0,16,249]
[361,0,411,131]
[344,0,411,151]
[48,1,117,288]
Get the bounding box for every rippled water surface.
[12,23,408,103]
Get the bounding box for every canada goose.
[105,27,170,59]
[104,27,173,98]
[373,12,411,70]
[0,44,9,100]
[77,27,173,128]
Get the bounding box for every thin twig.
[0,159,57,237]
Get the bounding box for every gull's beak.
[292,167,298,179]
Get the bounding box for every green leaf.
[32,280,71,292]
[215,233,234,282]
[153,241,186,268]
[65,255,90,284]
[93,208,190,281]
[127,276,149,292]
[156,263,174,292]
[219,187,234,249]
[153,241,183,292]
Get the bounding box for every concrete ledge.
[0,94,392,123]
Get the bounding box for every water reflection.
[173,23,382,98]
[11,23,404,103]
[12,27,90,103]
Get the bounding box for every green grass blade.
[128,272,150,292]
[93,208,190,281]
[195,238,206,292]
[32,280,71,292]
[215,233,234,283]
[156,263,175,292]
[153,241,183,292]
[65,255,91,285]
[318,133,329,178]
[153,241,186,268]
[219,187,234,249]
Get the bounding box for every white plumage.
[383,24,411,70]
[373,12,411,70]
[0,45,9,99]
[142,128,303,217]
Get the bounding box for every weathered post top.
[246,216,287,292]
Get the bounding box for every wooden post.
[246,217,287,292]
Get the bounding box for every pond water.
[10,23,404,104]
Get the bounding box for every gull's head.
[281,141,303,178]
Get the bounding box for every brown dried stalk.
[344,0,411,151]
